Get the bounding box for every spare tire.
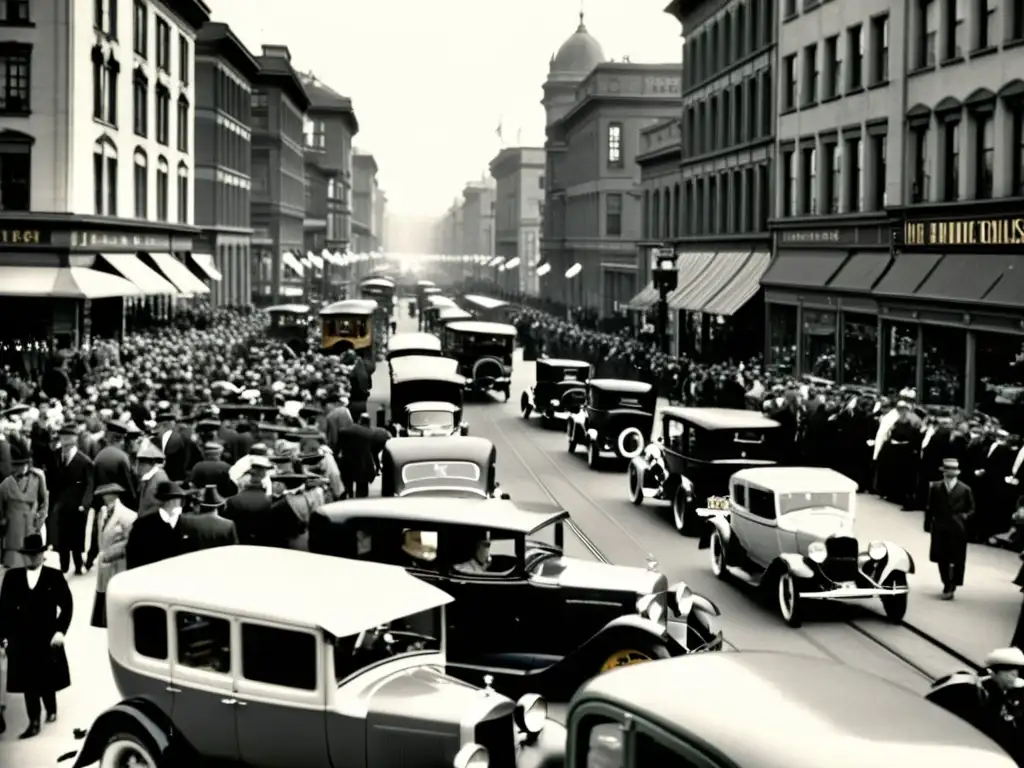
[472,356,504,381]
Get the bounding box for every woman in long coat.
[90,482,137,628]
[0,534,73,739]
[0,438,49,568]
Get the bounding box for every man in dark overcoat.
[0,534,73,739]
[154,407,188,482]
[50,425,95,575]
[180,486,238,551]
[92,422,137,511]
[125,481,190,569]
[188,442,236,498]
[336,416,389,498]
[223,452,274,546]
[924,458,976,600]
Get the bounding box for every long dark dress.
[0,566,73,693]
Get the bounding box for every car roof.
[733,466,859,493]
[318,496,567,534]
[462,294,508,309]
[266,303,309,314]
[388,332,442,353]
[106,546,453,638]
[406,401,460,412]
[360,277,396,289]
[538,358,590,368]
[319,299,378,316]
[581,652,1014,768]
[446,320,517,336]
[662,406,781,430]
[389,356,462,384]
[385,435,493,463]
[416,279,436,286]
[427,295,457,308]
[588,379,654,394]
[439,307,473,320]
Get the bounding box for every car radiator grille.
[475,711,516,768]
[822,536,860,582]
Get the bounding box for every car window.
[176,611,231,674]
[133,606,168,660]
[665,417,684,452]
[686,424,701,454]
[747,488,776,520]
[452,531,517,576]
[585,721,624,768]
[732,483,747,508]
[242,623,317,690]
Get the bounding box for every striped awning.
[625,282,658,310]
[703,252,771,316]
[281,252,305,277]
[670,252,749,312]
[189,253,223,282]
[666,252,716,310]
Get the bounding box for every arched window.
[133,149,147,218]
[0,129,33,212]
[93,136,118,215]
[156,156,169,221]
[177,161,189,224]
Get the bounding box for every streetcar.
[319,298,379,372]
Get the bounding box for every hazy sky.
[207,0,682,218]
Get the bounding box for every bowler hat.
[58,424,78,437]
[270,473,307,490]
[248,443,270,457]
[154,408,175,422]
[95,482,125,497]
[9,439,31,464]
[18,533,46,555]
[105,420,129,435]
[197,484,225,508]
[197,418,222,432]
[154,480,188,501]
[940,458,961,473]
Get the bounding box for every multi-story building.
[374,190,387,251]
[490,147,545,295]
[460,180,495,258]
[761,0,1024,414]
[194,20,256,306]
[663,0,775,359]
[249,44,309,303]
[352,152,378,252]
[540,14,682,318]
[432,200,461,255]
[0,0,212,346]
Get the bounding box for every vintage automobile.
[359,275,397,309]
[388,356,468,437]
[438,305,473,326]
[265,303,310,353]
[422,294,458,334]
[549,652,1016,768]
[443,320,517,400]
[386,331,442,360]
[462,293,512,322]
[381,436,501,497]
[307,497,723,702]
[696,466,914,627]
[319,298,379,371]
[520,358,590,425]
[61,546,562,768]
[567,379,656,470]
[627,407,781,535]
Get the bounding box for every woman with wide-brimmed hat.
[90,482,136,628]
[0,437,49,569]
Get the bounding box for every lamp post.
[651,245,678,356]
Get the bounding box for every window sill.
[1005,38,1024,51]
[846,85,864,96]
[867,79,889,91]
[908,64,936,78]
[940,55,964,67]
[801,100,819,110]
[783,12,799,23]
[0,20,34,27]
[93,117,116,129]
[0,109,30,117]
[970,45,997,60]
[780,107,797,116]
[820,94,841,104]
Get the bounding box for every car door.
[738,487,779,567]
[234,620,329,768]
[169,608,239,761]
[126,604,176,718]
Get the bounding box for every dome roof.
[549,13,605,77]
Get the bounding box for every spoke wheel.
[587,441,600,469]
[778,571,802,627]
[599,649,654,673]
[672,488,691,535]
[520,392,532,418]
[567,422,578,453]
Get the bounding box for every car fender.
[776,553,815,580]
[696,510,729,549]
[516,720,568,768]
[876,541,915,581]
[71,699,185,768]
[593,613,683,654]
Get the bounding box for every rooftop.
[548,12,606,80]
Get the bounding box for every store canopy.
[99,254,178,295]
[872,252,942,295]
[703,252,771,316]
[281,252,304,277]
[625,282,658,310]
[307,254,324,269]
[760,251,847,289]
[147,252,211,294]
[666,252,716,309]
[670,252,750,312]
[982,260,1024,307]
[0,266,141,299]
[189,253,223,282]
[913,253,1016,302]
[827,252,892,292]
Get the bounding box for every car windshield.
[333,606,442,684]
[778,491,851,515]
[323,317,367,337]
[524,520,562,553]
[409,410,455,429]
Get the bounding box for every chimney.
[261,44,291,61]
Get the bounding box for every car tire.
[597,638,672,675]
[520,392,532,418]
[880,573,908,623]
[672,487,692,535]
[100,733,159,768]
[503,388,510,402]
[710,530,727,579]
[777,571,802,628]
[567,423,578,454]
[587,441,600,470]
[628,464,644,505]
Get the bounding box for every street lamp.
[535,262,551,276]
[651,245,678,355]
[565,262,582,318]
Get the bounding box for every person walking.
[0,439,48,568]
[134,442,169,518]
[125,481,189,569]
[0,534,73,739]
[90,483,137,628]
[50,424,95,575]
[223,449,274,546]
[924,458,976,600]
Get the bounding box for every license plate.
[706,496,729,511]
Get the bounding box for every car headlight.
[670,583,693,617]
[550,398,560,407]
[868,541,887,560]
[807,541,827,563]
[636,593,664,623]
[514,693,547,735]
[453,744,488,768]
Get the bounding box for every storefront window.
[842,313,878,386]
[922,326,965,406]
[883,321,917,396]
[768,304,797,374]
[974,331,1024,432]
[802,309,837,381]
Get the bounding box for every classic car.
[520,358,591,425]
[442,320,517,400]
[696,466,914,627]
[438,305,474,327]
[552,652,1016,768]
[319,298,380,371]
[462,293,513,322]
[567,379,656,470]
[386,331,443,360]
[381,436,502,498]
[627,407,781,535]
[388,356,468,437]
[61,546,560,768]
[265,303,310,352]
[307,497,722,702]
[422,294,458,334]
[358,275,398,308]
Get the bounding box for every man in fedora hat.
[0,437,48,569]
[223,447,274,546]
[90,482,136,629]
[925,457,976,600]
[180,485,238,552]
[92,421,137,514]
[188,442,236,499]
[49,424,95,576]
[154,405,187,483]
[125,481,189,570]
[134,441,169,519]
[0,533,73,739]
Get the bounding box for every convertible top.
[388,332,442,355]
[389,356,462,384]
[446,320,517,337]
[385,435,493,466]
[588,379,654,394]
[107,546,453,639]
[318,496,568,534]
[663,407,780,431]
[320,299,378,316]
[405,401,460,413]
[733,466,857,493]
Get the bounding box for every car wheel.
[672,487,692,535]
[880,573,908,623]
[710,531,727,578]
[587,441,600,470]
[567,423,578,454]
[598,640,671,674]
[99,733,159,768]
[628,464,644,505]
[503,388,510,402]
[520,392,532,418]
[777,571,802,628]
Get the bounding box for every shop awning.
[625,282,658,310]
[704,252,771,316]
[981,261,1024,307]
[670,252,749,312]
[827,252,892,292]
[189,253,223,282]
[0,266,141,299]
[99,253,178,294]
[282,252,304,277]
[147,252,211,294]
[872,252,942,295]
[307,254,324,269]
[760,251,848,288]
[665,252,716,308]
[914,253,1016,302]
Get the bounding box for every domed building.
[543,13,606,126]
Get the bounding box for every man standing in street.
[180,486,238,551]
[50,425,94,576]
[925,458,975,600]
[223,449,274,545]
[125,481,189,569]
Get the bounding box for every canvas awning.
[146,252,211,294]
[189,253,223,282]
[625,282,658,310]
[99,253,179,294]
[0,266,141,299]
[282,252,305,277]
[666,252,716,309]
[307,254,324,269]
[703,252,771,316]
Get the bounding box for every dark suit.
[179,512,238,551]
[336,424,388,498]
[223,486,274,546]
[93,445,137,509]
[156,428,188,482]
[125,514,188,569]
[925,479,975,589]
[188,459,237,498]
[49,450,95,571]
[916,426,952,509]
[224,428,255,467]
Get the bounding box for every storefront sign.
[779,230,843,244]
[900,217,1024,247]
[0,228,49,245]
[69,230,172,250]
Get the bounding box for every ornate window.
[94,136,118,215]
[0,129,31,211]
[156,155,168,220]
[133,148,147,218]
[176,162,188,223]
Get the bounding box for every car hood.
[367,664,509,726]
[545,555,667,595]
[781,507,853,540]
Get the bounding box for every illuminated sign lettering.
[0,229,44,244]
[901,218,1024,246]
